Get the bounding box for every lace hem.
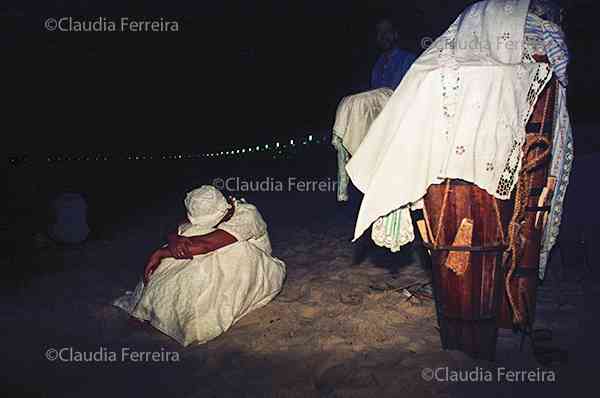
[371,206,415,252]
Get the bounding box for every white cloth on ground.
[112,201,286,346]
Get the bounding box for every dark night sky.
[5,0,600,155]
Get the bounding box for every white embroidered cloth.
[347,0,554,242]
[112,202,286,346]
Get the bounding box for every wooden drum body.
[420,73,557,359]
[423,180,513,360]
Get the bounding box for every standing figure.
[346,0,572,360]
[332,18,416,202]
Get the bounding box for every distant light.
[308,134,313,141]
[242,149,245,153]
[237,150,240,153]
[276,142,280,148]
[249,148,252,152]
[256,146,260,151]
[265,144,269,149]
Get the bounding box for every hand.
[167,234,193,259]
[144,251,163,284]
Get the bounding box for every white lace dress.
[112,202,286,346]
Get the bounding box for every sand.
[2,188,597,398]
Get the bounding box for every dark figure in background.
[332,18,416,202]
[371,18,417,90]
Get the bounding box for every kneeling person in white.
[113,185,286,346]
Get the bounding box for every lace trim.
[495,63,552,199]
[539,86,572,279]
[371,206,415,252]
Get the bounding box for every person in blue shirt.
[371,18,417,90]
[332,17,416,202]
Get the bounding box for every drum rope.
[505,84,553,326]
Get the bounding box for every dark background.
[4,0,599,156]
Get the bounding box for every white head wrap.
[184,185,232,227]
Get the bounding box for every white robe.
[113,202,286,346]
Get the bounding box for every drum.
[419,61,557,359]
[497,71,557,329]
[422,180,513,360]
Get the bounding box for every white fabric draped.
[346,0,558,242]
[332,88,393,156]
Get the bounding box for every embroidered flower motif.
[501,32,511,41]
[486,162,494,171]
[455,146,465,155]
[504,3,514,14]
